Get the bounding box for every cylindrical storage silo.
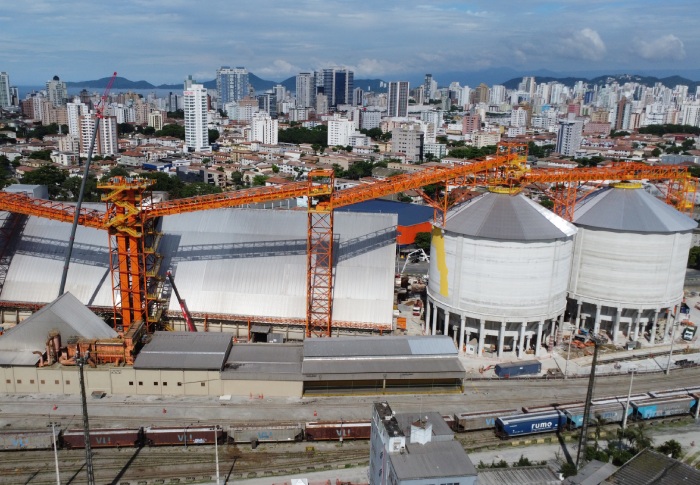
[567,183,697,345]
[426,188,577,358]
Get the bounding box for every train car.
[631,396,697,420]
[495,411,566,438]
[62,428,142,449]
[304,421,371,441]
[0,429,59,450]
[564,403,627,429]
[521,404,556,414]
[144,426,222,447]
[454,409,519,432]
[442,415,456,430]
[494,360,541,378]
[649,388,690,399]
[228,424,303,444]
[592,393,650,405]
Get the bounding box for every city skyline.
[1,0,697,85]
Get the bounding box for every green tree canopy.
[448,145,497,159]
[208,129,220,144]
[638,124,700,136]
[277,125,328,146]
[21,165,68,198]
[180,182,223,197]
[155,124,186,140]
[252,174,268,186]
[414,232,432,252]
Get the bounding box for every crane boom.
[166,271,196,332]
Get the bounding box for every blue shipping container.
[495,411,566,437]
[495,360,541,378]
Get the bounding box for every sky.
[1,0,697,85]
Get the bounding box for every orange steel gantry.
[0,141,695,342]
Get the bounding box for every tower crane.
[0,141,695,354]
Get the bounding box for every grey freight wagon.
[495,360,541,378]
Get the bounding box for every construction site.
[0,136,697,399]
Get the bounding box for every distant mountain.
[65,76,157,90]
[502,73,700,91]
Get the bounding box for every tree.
[539,197,554,210]
[560,462,577,478]
[60,175,99,202]
[21,165,68,198]
[100,166,130,182]
[513,455,532,467]
[30,149,53,161]
[688,246,700,268]
[396,193,412,203]
[651,147,661,157]
[155,124,186,140]
[414,232,432,252]
[143,126,156,135]
[230,171,244,187]
[271,164,280,174]
[657,439,682,459]
[118,123,135,134]
[208,129,220,144]
[180,182,222,197]
[252,174,268,186]
[141,172,185,198]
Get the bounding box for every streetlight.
[49,420,61,485]
[621,367,637,431]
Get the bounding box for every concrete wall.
[0,366,303,398]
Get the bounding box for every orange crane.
[0,141,695,345]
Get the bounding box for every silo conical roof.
[574,185,697,233]
[444,192,577,241]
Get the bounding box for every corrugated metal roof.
[221,343,303,380]
[302,357,465,379]
[575,186,697,233]
[0,292,117,352]
[160,208,396,325]
[479,466,561,485]
[0,350,41,366]
[303,335,457,359]
[133,331,232,370]
[390,440,477,480]
[444,192,577,241]
[337,199,434,227]
[603,449,700,485]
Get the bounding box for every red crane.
[166,271,196,332]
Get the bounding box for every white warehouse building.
[426,188,577,358]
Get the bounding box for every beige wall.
[1,366,303,398]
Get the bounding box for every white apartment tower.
[148,110,164,131]
[296,72,315,108]
[0,72,10,108]
[387,81,409,118]
[183,79,210,152]
[556,118,583,157]
[248,112,279,145]
[46,76,67,107]
[217,67,249,105]
[67,99,89,136]
[78,114,118,157]
[327,115,355,146]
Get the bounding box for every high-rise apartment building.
[327,115,355,146]
[424,74,434,101]
[46,76,67,107]
[387,81,409,118]
[321,68,354,107]
[148,110,164,131]
[462,114,481,134]
[556,118,583,157]
[67,99,88,136]
[78,114,118,157]
[474,83,490,104]
[0,72,10,108]
[391,123,424,162]
[183,78,210,152]
[249,112,279,145]
[295,72,315,108]
[216,66,249,105]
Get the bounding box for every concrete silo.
[567,183,697,345]
[426,188,577,358]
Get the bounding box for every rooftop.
[133,331,232,371]
[390,439,477,480]
[603,449,700,485]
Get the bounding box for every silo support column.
[444,311,450,336]
[650,310,659,345]
[536,321,544,356]
[498,322,506,358]
[458,315,466,354]
[633,310,641,341]
[612,308,621,344]
[424,301,430,333]
[593,304,602,335]
[518,322,526,358]
[432,304,438,336]
[575,301,582,331]
[478,320,485,355]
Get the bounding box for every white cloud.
[636,34,686,61]
[256,60,302,77]
[558,28,606,61]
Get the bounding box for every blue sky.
[1,0,696,85]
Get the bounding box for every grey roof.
[565,460,618,485]
[574,186,697,233]
[478,466,561,485]
[444,192,577,241]
[395,412,454,440]
[0,292,117,363]
[603,449,700,485]
[390,439,477,480]
[303,336,458,358]
[159,208,397,325]
[133,331,232,371]
[221,343,302,381]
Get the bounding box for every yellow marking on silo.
[432,227,449,296]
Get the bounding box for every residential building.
[0,72,10,108]
[473,132,501,148]
[216,66,249,105]
[391,123,424,162]
[510,107,528,128]
[66,99,88,137]
[387,81,409,118]
[78,114,118,157]
[369,402,477,485]
[257,92,277,118]
[556,118,584,157]
[321,68,354,107]
[296,72,315,108]
[360,108,384,130]
[148,110,164,131]
[474,83,490,104]
[249,112,278,145]
[183,78,210,152]
[328,115,355,146]
[462,114,481,134]
[45,75,67,107]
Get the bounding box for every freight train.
[1,387,697,450]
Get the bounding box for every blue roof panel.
[337,199,433,227]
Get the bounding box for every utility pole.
[575,334,605,470]
[77,350,95,485]
[621,367,637,431]
[50,421,61,485]
[214,426,220,485]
